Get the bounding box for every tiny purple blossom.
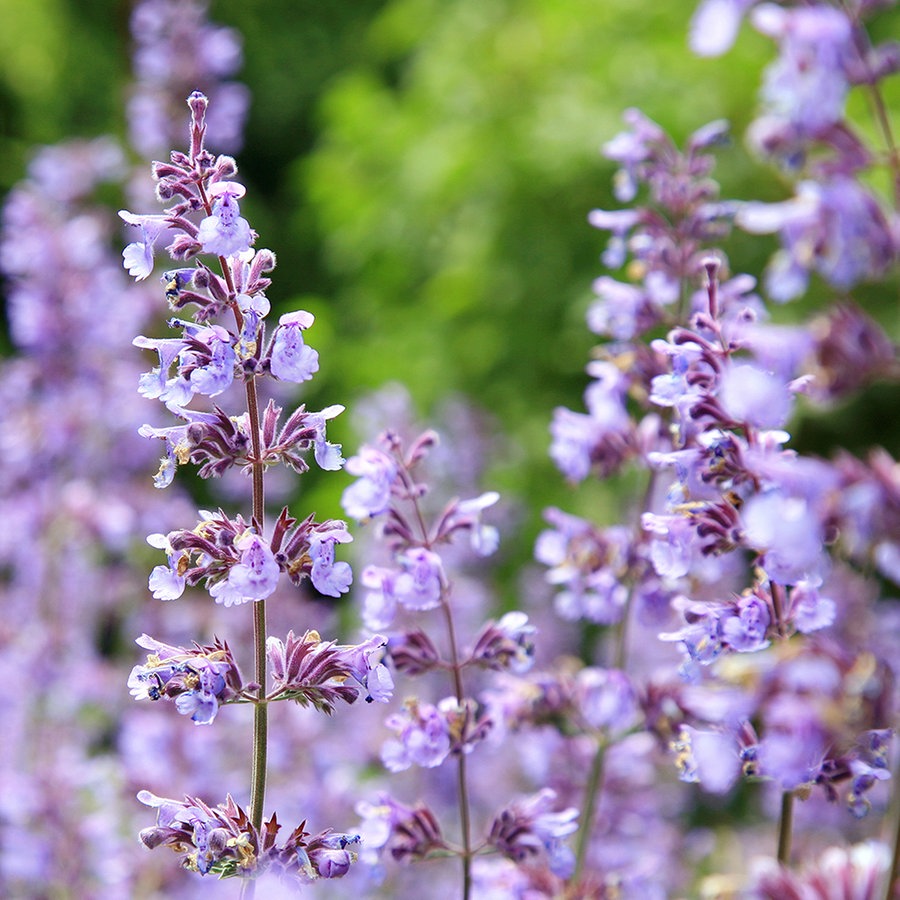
[196,181,252,257]
[449,490,500,556]
[382,700,453,772]
[309,405,345,471]
[718,362,793,430]
[488,788,579,879]
[641,512,696,580]
[742,491,826,584]
[689,0,755,57]
[133,334,192,407]
[789,579,836,633]
[119,210,169,280]
[340,635,394,703]
[268,310,320,382]
[146,532,186,600]
[360,565,399,630]
[394,547,444,611]
[187,325,235,397]
[341,444,399,520]
[309,527,353,598]
[751,4,853,135]
[721,592,771,652]
[673,725,742,794]
[355,794,445,864]
[576,667,639,734]
[209,531,279,606]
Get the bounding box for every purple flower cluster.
[7,0,900,896]
[137,790,359,880]
[339,427,591,890]
[128,634,245,725]
[146,506,352,605]
[524,1,900,894]
[691,1,900,300]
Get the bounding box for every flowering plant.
[3,0,900,897]
[119,90,394,888]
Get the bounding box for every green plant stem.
[244,374,268,833]
[215,239,269,839]
[440,596,472,900]
[777,790,794,867]
[400,444,472,900]
[570,737,606,887]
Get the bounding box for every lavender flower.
[356,794,446,865]
[267,310,320,382]
[196,181,253,256]
[488,789,579,879]
[128,634,244,725]
[209,530,280,606]
[136,790,357,881]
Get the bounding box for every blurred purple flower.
[742,491,826,584]
[488,788,579,879]
[342,444,400,520]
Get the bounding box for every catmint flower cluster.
[120,91,392,886]
[691,0,899,300]
[526,0,900,894]
[136,790,360,880]
[340,428,583,891]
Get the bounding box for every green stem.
[400,444,472,900]
[440,596,472,900]
[244,374,268,833]
[777,790,794,867]
[570,737,606,887]
[211,228,269,836]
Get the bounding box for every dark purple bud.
[168,234,201,260]
[212,154,238,180]
[389,629,441,675]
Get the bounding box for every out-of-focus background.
[1,1,898,897]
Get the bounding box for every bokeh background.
[1,0,899,896]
